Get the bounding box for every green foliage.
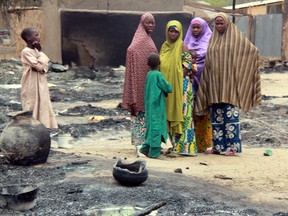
[205,0,231,7]
[204,0,260,7]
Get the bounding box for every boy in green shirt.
[140,53,172,159]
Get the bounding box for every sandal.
[224,151,235,156]
[152,154,166,160]
[205,149,220,154]
[163,147,173,155]
[165,151,180,158]
[264,149,272,156]
[179,152,198,157]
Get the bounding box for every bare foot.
[139,150,148,157]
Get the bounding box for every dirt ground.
[0,59,288,215]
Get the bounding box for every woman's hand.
[191,66,197,74]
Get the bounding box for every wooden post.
[282,0,288,62]
[42,0,62,63]
[248,16,256,45]
[247,16,251,42]
[232,0,236,23]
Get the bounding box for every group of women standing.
[122,12,261,158]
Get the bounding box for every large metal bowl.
[0,184,38,211]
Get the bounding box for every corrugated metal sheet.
[224,0,283,9]
[235,16,249,38]
[235,14,281,57]
[255,14,282,57]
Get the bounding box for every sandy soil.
[51,72,288,213]
[0,60,287,215]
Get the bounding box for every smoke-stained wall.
[61,10,193,67]
[64,0,184,11]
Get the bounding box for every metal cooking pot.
[0,184,38,211]
[112,157,148,186]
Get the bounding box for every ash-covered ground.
[0,59,288,215]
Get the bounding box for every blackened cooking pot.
[113,157,148,186]
[0,184,38,211]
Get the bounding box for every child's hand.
[191,67,197,74]
[31,67,45,74]
[189,74,194,82]
[183,67,190,77]
[32,41,42,51]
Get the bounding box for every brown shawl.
[195,13,261,113]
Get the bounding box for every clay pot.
[0,184,38,211]
[0,111,51,165]
[113,157,148,186]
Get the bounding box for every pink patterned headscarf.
[122,13,158,114]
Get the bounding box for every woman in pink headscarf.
[184,17,213,153]
[122,13,158,151]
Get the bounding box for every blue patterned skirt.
[211,103,242,153]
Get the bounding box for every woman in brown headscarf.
[195,13,261,156]
[122,13,157,150]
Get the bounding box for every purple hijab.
[184,17,212,92]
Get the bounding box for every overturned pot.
[113,157,148,186]
[0,184,38,211]
[0,110,51,165]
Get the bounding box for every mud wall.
[47,0,184,63]
[43,0,62,63]
[61,10,193,67]
[1,0,185,63]
[63,0,184,11]
[10,9,43,57]
[0,15,5,28]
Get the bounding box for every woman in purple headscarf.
[184,17,213,152]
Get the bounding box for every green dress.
[140,70,172,158]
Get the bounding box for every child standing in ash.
[140,53,172,159]
[20,28,58,129]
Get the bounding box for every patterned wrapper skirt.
[193,113,212,152]
[211,103,242,153]
[131,112,146,147]
[169,77,197,155]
